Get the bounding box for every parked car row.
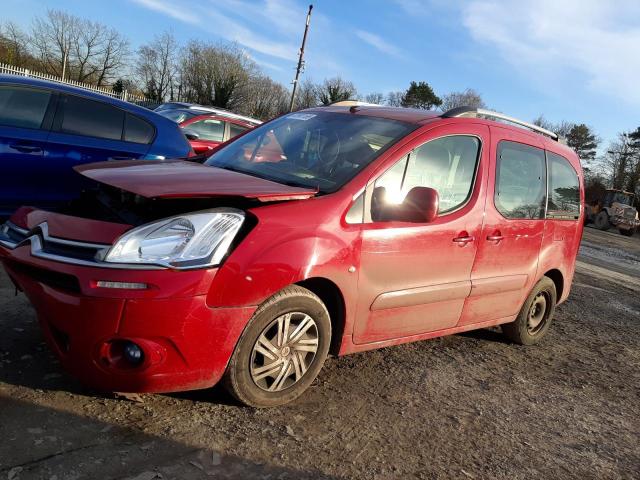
[0,75,261,217]
[0,75,193,216]
[155,103,261,155]
[0,99,584,407]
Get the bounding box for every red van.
[0,105,584,407]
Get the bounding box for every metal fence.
[0,62,160,110]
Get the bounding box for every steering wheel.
[316,130,341,177]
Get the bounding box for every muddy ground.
[1,226,639,480]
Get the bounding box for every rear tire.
[502,277,556,345]
[594,211,611,231]
[223,285,331,408]
[619,228,635,237]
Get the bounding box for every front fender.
[207,224,361,310]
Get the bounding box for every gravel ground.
[1,228,639,480]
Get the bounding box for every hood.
[75,160,318,202]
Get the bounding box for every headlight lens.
[104,209,245,269]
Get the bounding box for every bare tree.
[440,88,486,111]
[180,41,255,109]
[315,77,357,105]
[293,78,318,110]
[532,115,574,138]
[136,31,178,102]
[29,10,129,85]
[0,22,32,67]
[30,10,76,77]
[94,28,130,86]
[365,92,385,105]
[386,91,404,107]
[241,75,289,120]
[603,134,633,190]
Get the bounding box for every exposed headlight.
[103,209,245,269]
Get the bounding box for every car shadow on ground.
[0,395,344,479]
[457,326,511,345]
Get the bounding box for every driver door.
[353,124,490,344]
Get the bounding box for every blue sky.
[5,0,640,149]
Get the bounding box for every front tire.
[223,285,331,407]
[594,211,611,230]
[502,277,556,345]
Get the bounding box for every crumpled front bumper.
[0,242,256,393]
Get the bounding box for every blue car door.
[0,84,56,216]
[45,94,151,206]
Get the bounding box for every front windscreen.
[204,111,415,193]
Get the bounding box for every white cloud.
[462,0,640,105]
[131,0,200,24]
[131,0,299,60]
[355,30,403,57]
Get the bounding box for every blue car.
[0,75,193,217]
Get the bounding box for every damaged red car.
[0,105,584,407]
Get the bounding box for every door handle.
[453,235,474,245]
[486,234,504,242]
[9,143,42,153]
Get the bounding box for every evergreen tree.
[401,81,442,110]
[566,124,598,163]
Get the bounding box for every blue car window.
[0,86,51,129]
[61,95,124,141]
[124,113,155,144]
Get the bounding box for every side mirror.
[182,129,200,141]
[373,186,439,223]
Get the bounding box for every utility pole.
[288,4,313,112]
[61,46,68,80]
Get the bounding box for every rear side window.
[0,86,51,129]
[60,95,124,140]
[229,123,249,139]
[495,141,546,219]
[188,118,225,142]
[547,152,580,220]
[372,135,480,216]
[124,113,154,144]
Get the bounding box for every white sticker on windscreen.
[288,113,317,121]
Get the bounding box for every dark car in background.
[0,75,193,217]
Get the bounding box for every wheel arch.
[543,268,564,301]
[296,277,346,356]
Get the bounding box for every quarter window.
[372,135,480,219]
[124,113,154,144]
[495,141,546,219]
[61,95,124,140]
[547,152,580,220]
[187,118,225,142]
[0,86,51,129]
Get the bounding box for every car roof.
[0,74,153,116]
[307,105,441,124]
[305,105,579,162]
[172,107,262,125]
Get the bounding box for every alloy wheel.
[250,312,319,392]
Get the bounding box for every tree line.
[0,10,489,121]
[2,9,638,200]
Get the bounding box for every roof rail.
[442,106,558,141]
[327,100,381,107]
